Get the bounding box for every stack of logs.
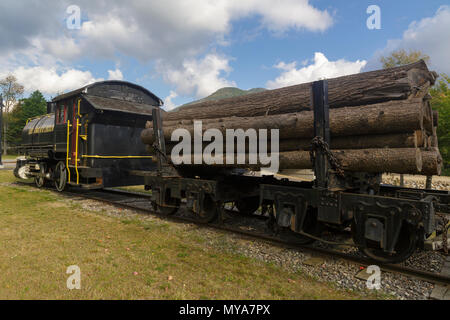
[141,60,443,175]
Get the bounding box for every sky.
[0,0,449,110]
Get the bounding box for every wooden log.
[331,148,422,174]
[427,135,432,149]
[431,127,438,148]
[163,132,420,154]
[433,110,439,127]
[421,148,442,176]
[141,99,424,144]
[281,132,419,150]
[423,101,433,134]
[170,148,423,174]
[162,60,435,121]
[416,130,425,148]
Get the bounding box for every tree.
[380,49,430,69]
[0,75,24,154]
[429,74,450,175]
[7,91,47,148]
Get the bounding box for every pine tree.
[7,91,47,149]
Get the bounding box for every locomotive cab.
[16,81,162,191]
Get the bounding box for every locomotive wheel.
[235,197,260,215]
[14,165,30,180]
[35,175,45,188]
[34,164,48,188]
[360,223,418,264]
[54,161,67,192]
[196,195,219,223]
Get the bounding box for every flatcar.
[142,80,450,263]
[15,81,162,191]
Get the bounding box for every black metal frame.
[312,80,330,189]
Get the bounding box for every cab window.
[56,104,67,124]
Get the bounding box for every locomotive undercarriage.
[15,157,103,191]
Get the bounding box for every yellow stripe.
[81,155,153,159]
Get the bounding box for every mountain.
[172,87,267,111]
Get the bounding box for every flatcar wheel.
[271,205,317,245]
[235,197,260,215]
[196,195,219,223]
[54,161,67,192]
[361,223,418,264]
[157,198,180,216]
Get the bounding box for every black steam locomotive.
[15,81,161,190]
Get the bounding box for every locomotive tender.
[15,79,450,263]
[16,80,162,190]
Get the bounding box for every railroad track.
[13,181,450,289]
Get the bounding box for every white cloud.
[72,0,332,62]
[163,91,179,111]
[0,1,334,64]
[158,54,237,98]
[0,67,102,96]
[107,69,124,80]
[0,1,334,99]
[267,52,367,89]
[366,6,450,73]
[231,0,333,32]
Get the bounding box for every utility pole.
[0,94,3,167]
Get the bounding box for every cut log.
[330,148,422,174]
[277,148,422,174]
[170,148,423,174]
[141,99,424,144]
[431,127,438,148]
[280,131,423,151]
[423,101,434,133]
[162,60,435,121]
[421,148,442,176]
[163,132,420,154]
[279,132,419,151]
[416,130,425,148]
[433,110,439,127]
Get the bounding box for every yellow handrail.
[66,120,71,183]
[75,118,80,184]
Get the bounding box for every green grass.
[1,155,18,160]
[0,171,384,299]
